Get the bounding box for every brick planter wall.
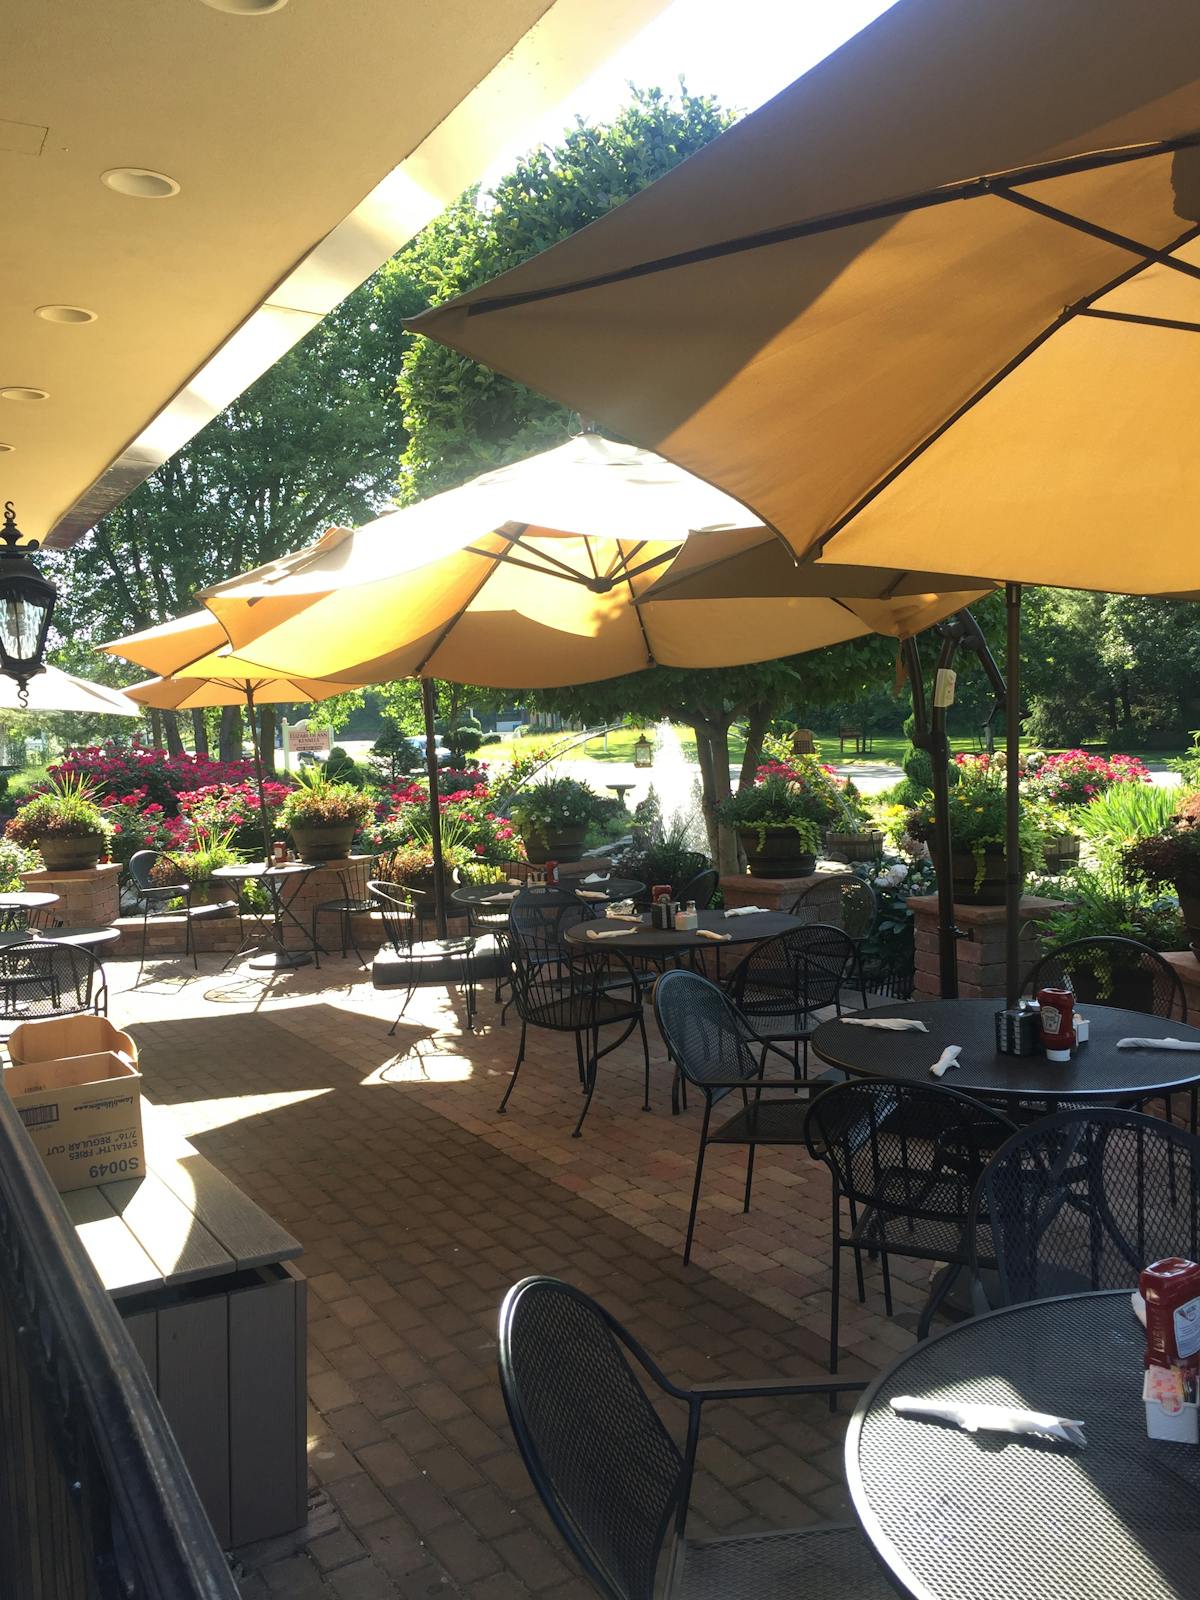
[908,892,1070,1000]
[21,862,122,928]
[1162,952,1200,1020]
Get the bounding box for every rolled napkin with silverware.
[694,928,732,942]
[575,890,608,900]
[587,927,631,940]
[724,905,768,917]
[929,1044,962,1078]
[1117,1037,1200,1051]
[483,891,517,903]
[890,1396,1086,1448]
[840,1017,930,1033]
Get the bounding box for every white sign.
[284,724,331,755]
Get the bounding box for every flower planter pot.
[950,847,1022,906]
[1042,833,1081,875]
[738,826,817,879]
[521,823,589,864]
[289,822,356,863]
[1178,884,1200,962]
[824,829,884,863]
[38,833,105,872]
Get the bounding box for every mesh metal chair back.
[805,1078,1014,1219]
[498,1277,683,1600]
[971,1108,1200,1305]
[677,867,719,910]
[0,941,105,1020]
[727,924,856,1024]
[508,897,594,1025]
[1023,936,1187,1020]
[789,876,877,941]
[653,969,762,1091]
[367,881,420,954]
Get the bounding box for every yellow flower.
[975,805,984,812]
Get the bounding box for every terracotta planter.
[824,829,884,863]
[950,846,1021,906]
[289,821,356,863]
[38,833,105,871]
[1042,833,1081,875]
[521,823,589,864]
[738,826,817,879]
[1178,884,1200,962]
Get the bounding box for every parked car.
[401,736,453,769]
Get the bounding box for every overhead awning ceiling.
[0,0,669,547]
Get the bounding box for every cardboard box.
[2,1051,144,1193]
[8,1014,138,1068]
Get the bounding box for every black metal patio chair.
[312,857,377,970]
[967,1106,1200,1310]
[725,923,859,1081]
[127,848,239,976]
[0,941,108,1021]
[676,866,719,910]
[803,1079,1015,1372]
[654,969,819,1264]
[789,876,876,1008]
[503,893,649,1138]
[498,1276,888,1600]
[369,880,502,1032]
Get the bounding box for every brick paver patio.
[106,953,927,1598]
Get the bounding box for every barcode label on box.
[19,1103,59,1129]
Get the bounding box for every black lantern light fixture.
[0,503,56,705]
[633,730,654,769]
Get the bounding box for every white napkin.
[1117,1037,1200,1051]
[840,1017,929,1033]
[581,873,606,884]
[891,1396,1086,1448]
[483,891,517,903]
[929,1045,962,1079]
[587,927,630,940]
[724,905,768,917]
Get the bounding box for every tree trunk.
[259,706,276,776]
[694,726,719,862]
[738,702,772,790]
[219,705,243,762]
[162,710,184,757]
[149,708,164,749]
[190,708,209,756]
[691,717,739,876]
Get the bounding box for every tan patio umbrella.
[104,616,364,864]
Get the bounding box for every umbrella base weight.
[248,947,312,971]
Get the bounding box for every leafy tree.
[50,277,414,764]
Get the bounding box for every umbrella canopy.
[406,0,1200,596]
[0,665,138,717]
[123,673,362,711]
[192,439,988,688]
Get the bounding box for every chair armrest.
[701,1078,811,1090]
[689,1377,867,1403]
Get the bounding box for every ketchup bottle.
[1142,1258,1200,1375]
[1036,985,1075,1062]
[543,860,558,884]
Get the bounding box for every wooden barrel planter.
[522,824,589,864]
[38,833,106,871]
[739,827,817,879]
[289,822,356,862]
[950,847,1018,906]
[1041,833,1081,875]
[824,829,884,863]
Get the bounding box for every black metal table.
[450,877,646,911]
[810,997,1200,1104]
[561,907,802,958]
[212,861,318,971]
[847,1291,1200,1600]
[0,890,60,931]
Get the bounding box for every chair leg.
[637,1012,651,1112]
[829,1199,842,1378]
[187,907,198,970]
[387,983,415,1036]
[572,1049,599,1139]
[498,1021,527,1112]
[683,1109,713,1265]
[879,1246,894,1317]
[312,908,322,970]
[743,1142,756,1214]
[139,905,149,981]
[917,1262,961,1340]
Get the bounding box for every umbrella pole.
[1005,583,1022,1005]
[904,638,958,999]
[244,684,275,865]
[422,677,448,940]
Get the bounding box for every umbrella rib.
[992,187,1200,282]
[809,220,1200,556]
[413,529,526,676]
[467,546,595,587]
[1079,306,1200,334]
[609,539,657,668]
[454,132,1200,316]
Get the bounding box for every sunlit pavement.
[106,953,918,1597]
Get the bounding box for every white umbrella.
[0,666,138,717]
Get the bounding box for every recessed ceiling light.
[35,304,97,325]
[200,0,289,11]
[0,388,48,402]
[100,168,180,199]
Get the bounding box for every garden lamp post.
[0,503,55,706]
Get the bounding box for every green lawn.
[482,728,649,765]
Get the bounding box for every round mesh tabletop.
[561,908,801,953]
[847,1292,1200,1600]
[810,998,1200,1101]
[451,878,645,906]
